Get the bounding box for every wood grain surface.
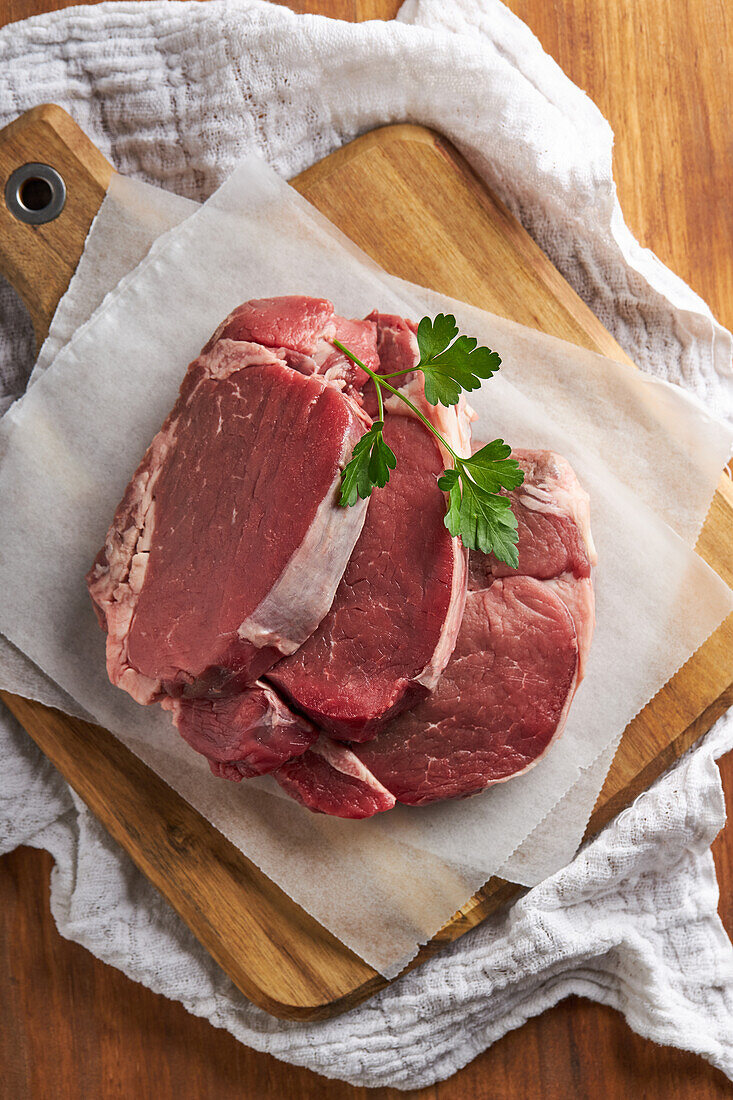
[1,0,732,1096]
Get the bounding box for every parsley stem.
[374,370,385,421]
[375,376,460,464]
[332,339,460,465]
[377,368,415,380]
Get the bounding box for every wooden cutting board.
[0,105,731,1021]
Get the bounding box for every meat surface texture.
[267,372,471,741]
[359,311,419,418]
[87,296,371,705]
[162,685,317,781]
[210,296,381,399]
[468,448,597,676]
[468,448,596,586]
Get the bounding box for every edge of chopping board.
[0,106,731,1020]
[0,104,112,343]
[0,692,383,1021]
[295,124,628,361]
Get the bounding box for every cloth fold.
[1,0,731,1087]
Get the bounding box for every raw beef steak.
[355,577,579,803]
[274,736,396,819]
[209,296,380,398]
[267,375,471,741]
[468,448,596,675]
[468,449,595,585]
[87,296,372,705]
[162,684,317,781]
[353,448,595,807]
[89,291,596,820]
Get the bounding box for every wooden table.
[1,1,731,1096]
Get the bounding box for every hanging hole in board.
[20,176,54,212]
[5,162,66,225]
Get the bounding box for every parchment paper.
[0,159,730,975]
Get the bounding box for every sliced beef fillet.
[162,685,317,781]
[87,296,372,705]
[355,578,578,804]
[468,449,596,585]
[351,448,595,807]
[352,449,595,807]
[274,736,396,819]
[278,448,595,816]
[207,295,337,352]
[266,375,472,741]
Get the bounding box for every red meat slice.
[266,384,470,742]
[276,447,595,817]
[468,448,596,677]
[206,295,336,353]
[274,736,396,819]
[87,297,371,705]
[209,296,380,398]
[468,449,595,585]
[162,685,317,781]
[355,578,579,804]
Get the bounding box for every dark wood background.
[1,0,732,1096]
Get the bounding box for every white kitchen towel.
[0,0,732,1088]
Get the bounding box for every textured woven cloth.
[1,0,732,1088]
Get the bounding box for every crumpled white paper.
[0,156,730,978]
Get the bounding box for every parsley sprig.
[333,314,523,567]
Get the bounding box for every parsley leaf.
[461,439,525,493]
[442,473,520,567]
[335,319,521,567]
[437,441,523,566]
[417,313,502,407]
[339,422,396,507]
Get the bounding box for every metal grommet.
[4,162,66,225]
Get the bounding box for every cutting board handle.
[0,104,113,348]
